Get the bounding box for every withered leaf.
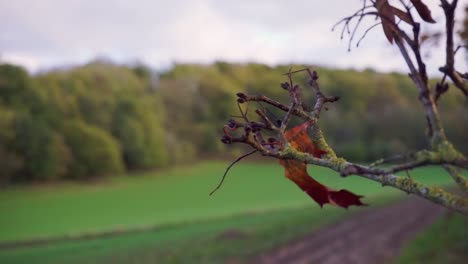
[410,0,436,23]
[279,121,365,208]
[390,6,412,24]
[375,0,397,44]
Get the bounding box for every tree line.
[0,61,466,184]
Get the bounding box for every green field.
[0,161,459,263]
[399,214,468,264]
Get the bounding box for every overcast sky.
[0,0,466,74]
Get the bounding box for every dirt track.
[253,197,446,264]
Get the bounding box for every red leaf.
[279,121,365,208]
[410,0,436,23]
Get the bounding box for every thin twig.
[388,160,429,174]
[357,22,381,47]
[305,69,339,118]
[255,101,281,123]
[243,94,313,120]
[255,109,276,130]
[454,44,467,55]
[237,101,249,122]
[405,170,412,178]
[369,153,414,167]
[209,150,258,196]
[348,15,365,51]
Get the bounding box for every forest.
[0,61,466,184]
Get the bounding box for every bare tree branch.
[394,36,447,145]
[219,1,468,215]
[443,165,468,193]
[439,0,468,97]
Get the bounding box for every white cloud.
[0,0,466,74]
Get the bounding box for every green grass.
[398,214,468,264]
[0,161,461,263]
[0,161,453,242]
[0,196,400,264]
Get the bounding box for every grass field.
[0,202,356,264]
[398,214,468,264]
[0,161,460,263]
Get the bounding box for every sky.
[0,0,466,74]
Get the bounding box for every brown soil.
[253,197,446,264]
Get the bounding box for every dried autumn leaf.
[410,0,436,23]
[390,6,412,24]
[375,0,397,43]
[279,121,365,208]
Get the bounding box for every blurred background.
[0,0,467,263]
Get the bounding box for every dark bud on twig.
[312,71,319,80]
[236,92,247,103]
[221,135,232,144]
[250,122,262,132]
[244,124,252,133]
[236,92,247,99]
[266,137,279,151]
[227,119,236,128]
[280,82,290,90]
[237,98,246,104]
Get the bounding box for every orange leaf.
[282,121,326,157]
[279,121,365,208]
[410,0,436,23]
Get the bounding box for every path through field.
[253,197,446,264]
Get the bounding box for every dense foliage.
[0,61,466,184]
